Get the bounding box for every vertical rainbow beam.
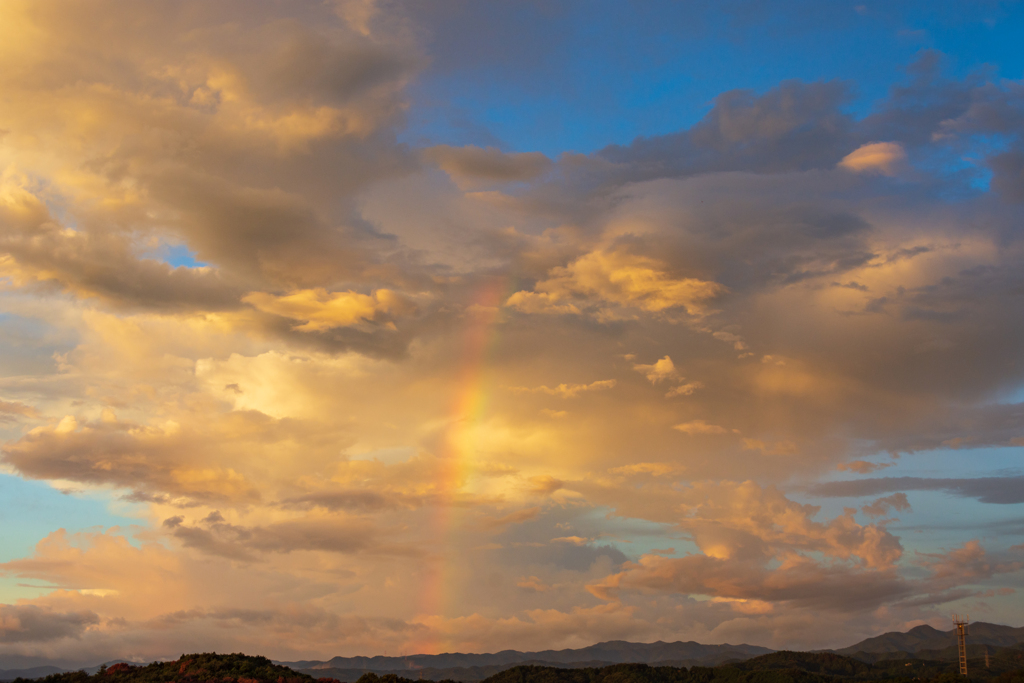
[414,276,507,653]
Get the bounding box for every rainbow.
[414,276,510,652]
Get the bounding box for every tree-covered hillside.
[11,654,317,683]
[9,652,1024,683]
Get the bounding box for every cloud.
[915,540,1023,586]
[861,493,911,517]
[607,462,681,477]
[0,182,243,312]
[527,476,564,495]
[1,416,267,504]
[633,356,678,383]
[280,490,415,512]
[168,517,399,560]
[673,420,728,435]
[0,605,100,643]
[587,552,909,612]
[664,382,703,397]
[742,439,799,456]
[3,1,1024,659]
[837,460,895,475]
[0,399,39,419]
[838,142,908,175]
[516,576,552,592]
[633,357,703,397]
[598,80,854,176]
[505,380,616,398]
[481,507,542,530]
[243,288,416,331]
[423,145,552,185]
[809,477,1024,505]
[506,249,725,320]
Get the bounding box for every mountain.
[836,623,1024,657]
[280,640,774,673]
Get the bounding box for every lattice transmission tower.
[952,613,969,676]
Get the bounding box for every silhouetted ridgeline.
[7,652,1024,683]
[282,641,773,672]
[7,654,314,683]
[838,625,1024,657]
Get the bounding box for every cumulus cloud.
[633,357,703,397]
[243,288,417,332]
[1,416,267,504]
[633,357,679,383]
[506,250,725,320]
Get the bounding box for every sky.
[1,0,1024,667]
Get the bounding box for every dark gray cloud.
[591,553,912,612]
[599,80,854,177]
[0,605,99,643]
[0,197,243,312]
[498,542,627,572]
[165,516,416,561]
[809,476,1024,504]
[990,149,1024,203]
[280,490,417,513]
[423,145,552,183]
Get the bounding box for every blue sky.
[402,0,1024,155]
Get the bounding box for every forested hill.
[837,624,1024,656]
[7,654,314,683]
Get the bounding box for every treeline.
[12,652,1024,683]
[349,658,1024,683]
[12,654,317,683]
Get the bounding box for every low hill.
[296,650,766,683]
[837,624,1024,656]
[283,642,774,673]
[6,654,315,683]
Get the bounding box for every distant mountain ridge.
[279,640,773,672]
[5,624,1024,682]
[836,622,1024,656]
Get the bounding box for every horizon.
[2,0,1024,666]
[3,621,1020,671]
